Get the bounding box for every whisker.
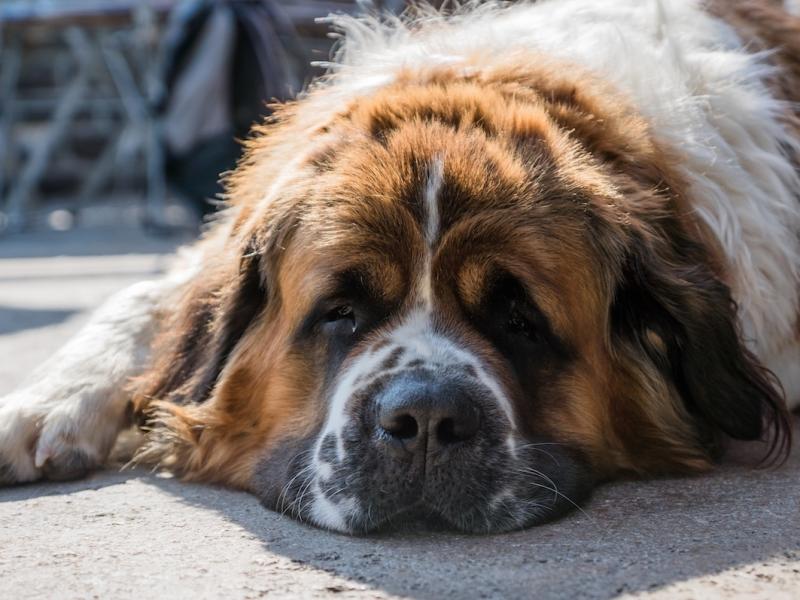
[294,474,319,518]
[511,464,592,520]
[276,448,314,514]
[510,442,563,466]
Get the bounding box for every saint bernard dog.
[1,0,799,534]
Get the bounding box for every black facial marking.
[479,273,568,355]
[293,267,408,413]
[295,268,398,380]
[380,347,405,371]
[318,433,339,464]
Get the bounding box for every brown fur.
[131,50,791,491]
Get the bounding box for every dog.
[1,0,798,534]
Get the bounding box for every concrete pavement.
[1,227,798,599]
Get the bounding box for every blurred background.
[0,0,426,238]
[0,0,430,368]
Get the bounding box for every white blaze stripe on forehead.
[424,157,443,247]
[420,157,444,309]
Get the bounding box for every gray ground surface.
[1,227,798,600]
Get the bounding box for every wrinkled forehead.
[277,133,609,345]
[302,120,539,242]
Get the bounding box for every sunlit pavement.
[1,227,798,600]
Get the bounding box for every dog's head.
[135,61,790,533]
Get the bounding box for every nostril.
[382,413,419,440]
[436,418,460,445]
[436,413,480,445]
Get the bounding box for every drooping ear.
[611,231,792,463]
[135,236,268,409]
[183,245,266,405]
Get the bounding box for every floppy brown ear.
[611,231,792,463]
[135,237,267,409]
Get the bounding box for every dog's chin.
[256,474,571,535]
[341,448,595,535]
[345,502,456,536]
[331,494,573,536]
[253,434,595,535]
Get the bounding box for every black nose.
[376,374,482,455]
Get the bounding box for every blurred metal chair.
[0,1,174,232]
[0,0,410,233]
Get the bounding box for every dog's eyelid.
[480,270,567,347]
[330,267,381,301]
[299,269,390,335]
[506,290,546,334]
[489,271,540,312]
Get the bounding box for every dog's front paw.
[0,392,44,484]
[0,391,108,485]
[34,403,106,481]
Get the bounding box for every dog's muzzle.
[259,346,593,534]
[302,362,523,532]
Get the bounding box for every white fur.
[0,281,162,481]
[424,157,443,247]
[309,481,350,531]
[0,251,199,482]
[420,157,444,309]
[786,0,800,17]
[319,0,800,406]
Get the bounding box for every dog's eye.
[506,301,539,342]
[324,304,357,333]
[327,305,352,320]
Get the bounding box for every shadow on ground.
[4,418,798,599]
[0,306,77,335]
[0,226,193,259]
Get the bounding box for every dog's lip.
[347,490,509,534]
[350,499,457,534]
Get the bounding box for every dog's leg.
[765,341,800,412]
[0,277,175,484]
